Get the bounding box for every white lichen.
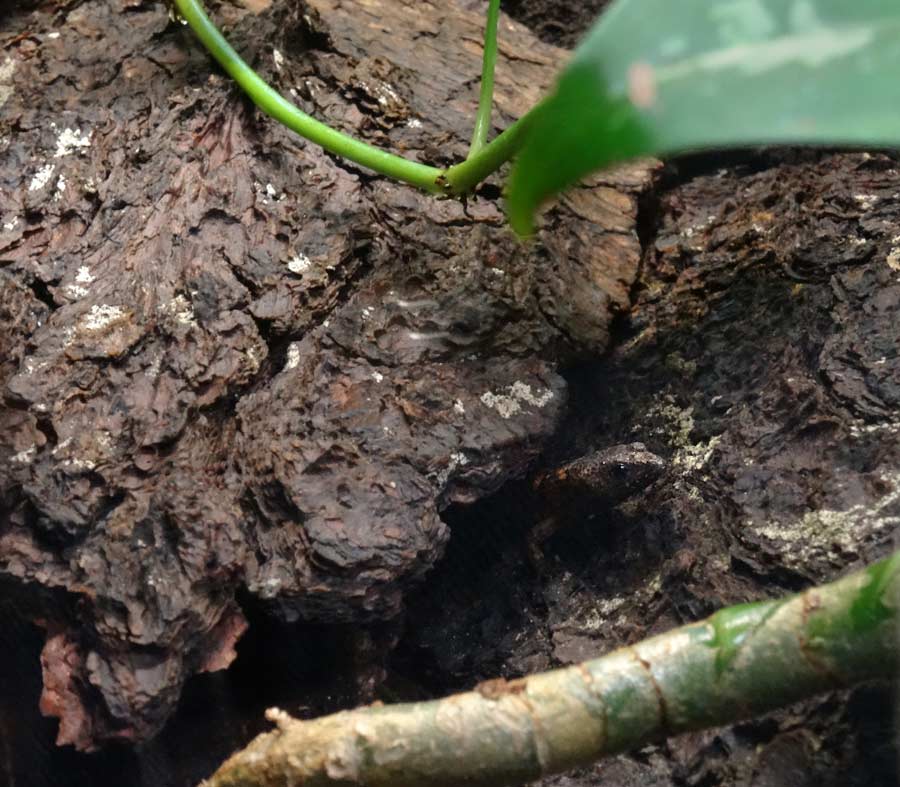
[66,283,89,299]
[258,576,283,597]
[853,193,878,211]
[286,253,312,274]
[54,127,91,158]
[453,399,466,415]
[22,357,42,375]
[246,344,262,373]
[161,295,195,326]
[2,216,19,233]
[673,434,722,472]
[255,181,281,205]
[89,428,112,451]
[10,444,37,464]
[748,472,900,569]
[435,451,469,486]
[371,370,384,383]
[51,438,73,455]
[480,392,520,418]
[645,395,695,446]
[580,570,664,632]
[848,417,900,439]
[480,381,555,419]
[681,214,718,240]
[595,595,625,618]
[29,163,56,192]
[284,342,302,371]
[62,456,96,472]
[145,352,163,379]
[645,394,723,474]
[81,304,125,331]
[510,381,555,408]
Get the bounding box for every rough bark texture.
[402,148,900,787]
[1,0,898,785]
[503,0,610,48]
[0,0,650,756]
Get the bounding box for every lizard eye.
[612,463,629,479]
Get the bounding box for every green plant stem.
[171,0,536,198]
[444,107,538,195]
[202,551,900,787]
[171,0,445,193]
[469,0,501,157]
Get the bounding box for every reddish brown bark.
[0,1,896,785]
[0,0,651,752]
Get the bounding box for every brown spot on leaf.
[628,61,657,109]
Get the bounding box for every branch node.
[476,677,527,699]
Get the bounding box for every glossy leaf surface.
[508,0,900,234]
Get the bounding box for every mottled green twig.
[468,0,502,157]
[202,552,900,787]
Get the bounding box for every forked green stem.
[171,0,535,196]
[171,0,444,193]
[446,104,541,194]
[469,0,501,157]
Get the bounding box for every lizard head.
[541,442,665,503]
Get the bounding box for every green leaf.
[507,0,900,235]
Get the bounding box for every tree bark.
[0,0,652,752]
[2,1,899,785]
